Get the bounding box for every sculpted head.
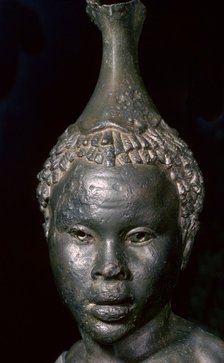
[36,121,204,343]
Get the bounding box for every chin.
[80,318,136,345]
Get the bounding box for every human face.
[48,162,182,344]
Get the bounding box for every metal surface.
[37,0,224,361]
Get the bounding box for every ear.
[181,217,200,270]
[181,236,194,270]
[43,207,51,240]
[43,219,50,239]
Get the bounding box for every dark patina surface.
[37,1,224,362]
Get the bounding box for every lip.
[90,283,131,302]
[90,303,133,322]
[92,295,134,305]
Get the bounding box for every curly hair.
[37,118,204,265]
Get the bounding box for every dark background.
[1,0,223,362]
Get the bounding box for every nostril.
[105,263,120,276]
[91,262,130,280]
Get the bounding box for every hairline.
[37,123,204,249]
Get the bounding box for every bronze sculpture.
[37,0,224,361]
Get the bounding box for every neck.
[82,304,172,363]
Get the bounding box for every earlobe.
[181,236,194,270]
[43,207,51,240]
[181,240,191,270]
[43,219,50,239]
[181,219,199,270]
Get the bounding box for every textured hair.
[37,119,204,260]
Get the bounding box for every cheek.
[49,240,96,316]
[129,239,182,297]
[49,235,95,293]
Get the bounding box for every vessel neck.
[75,0,159,134]
[98,4,143,89]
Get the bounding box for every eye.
[68,227,94,244]
[126,227,156,245]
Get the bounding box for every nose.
[91,239,130,280]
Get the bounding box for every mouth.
[88,297,134,322]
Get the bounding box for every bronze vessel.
[37,1,224,362]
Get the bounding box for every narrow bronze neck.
[74,0,159,134]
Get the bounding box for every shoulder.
[170,314,224,362]
[60,341,86,363]
[191,326,224,362]
[55,352,67,363]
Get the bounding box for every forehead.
[51,162,179,222]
